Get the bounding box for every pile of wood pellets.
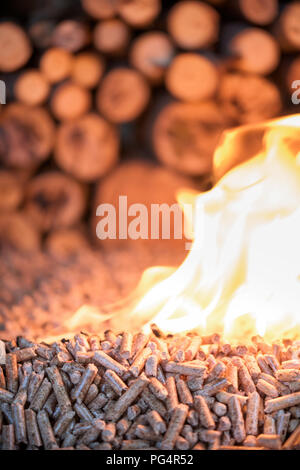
[0,329,300,450]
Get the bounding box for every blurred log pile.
[0,0,299,338]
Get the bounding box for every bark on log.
[130,32,175,85]
[0,22,32,72]
[71,52,105,89]
[50,82,92,121]
[55,113,119,182]
[40,47,73,84]
[28,20,56,49]
[0,104,55,170]
[14,70,50,106]
[25,172,86,232]
[153,101,233,176]
[167,1,220,50]
[0,212,41,253]
[231,0,279,26]
[218,73,282,125]
[93,19,131,56]
[165,53,219,102]
[96,68,150,123]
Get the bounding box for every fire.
[116,114,300,342]
[61,114,300,344]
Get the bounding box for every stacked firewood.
[0,330,300,450]
[0,0,299,256]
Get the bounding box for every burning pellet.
[175,436,190,450]
[264,354,280,374]
[93,350,128,377]
[74,402,94,422]
[195,396,215,429]
[218,416,231,432]
[256,433,281,450]
[276,410,290,442]
[28,372,45,403]
[245,392,260,436]
[141,388,167,418]
[129,347,152,377]
[46,366,72,413]
[150,336,169,360]
[282,360,300,369]
[88,392,108,411]
[244,355,261,381]
[265,392,300,413]
[213,402,227,417]
[11,403,27,444]
[228,395,246,443]
[89,335,100,351]
[2,424,15,450]
[30,378,52,412]
[176,378,193,406]
[105,375,149,422]
[207,361,226,383]
[37,410,58,450]
[25,409,42,447]
[149,377,168,401]
[84,384,98,405]
[117,418,130,436]
[225,363,238,392]
[161,404,188,450]
[104,369,128,396]
[238,363,256,395]
[216,391,248,407]
[145,354,159,377]
[146,410,166,435]
[164,361,206,377]
[6,353,18,394]
[257,355,273,375]
[0,387,14,403]
[15,347,37,362]
[198,378,229,396]
[120,333,133,360]
[121,439,150,450]
[72,363,97,403]
[127,405,141,421]
[276,369,300,382]
[185,337,201,361]
[53,410,75,437]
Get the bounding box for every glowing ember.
[111,115,300,342]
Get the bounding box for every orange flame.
[119,115,300,342]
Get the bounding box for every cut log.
[117,0,161,28]
[81,0,118,19]
[51,20,90,53]
[93,19,131,55]
[218,73,282,125]
[130,31,175,84]
[153,101,233,176]
[0,22,32,72]
[96,68,150,123]
[274,2,300,52]
[55,113,119,182]
[226,26,280,75]
[71,52,105,89]
[28,20,56,49]
[45,228,90,261]
[165,53,219,102]
[0,171,23,212]
[0,212,41,253]
[0,104,55,170]
[25,172,86,232]
[91,159,196,253]
[231,0,279,26]
[51,82,92,121]
[167,1,219,50]
[40,47,73,84]
[14,70,50,106]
